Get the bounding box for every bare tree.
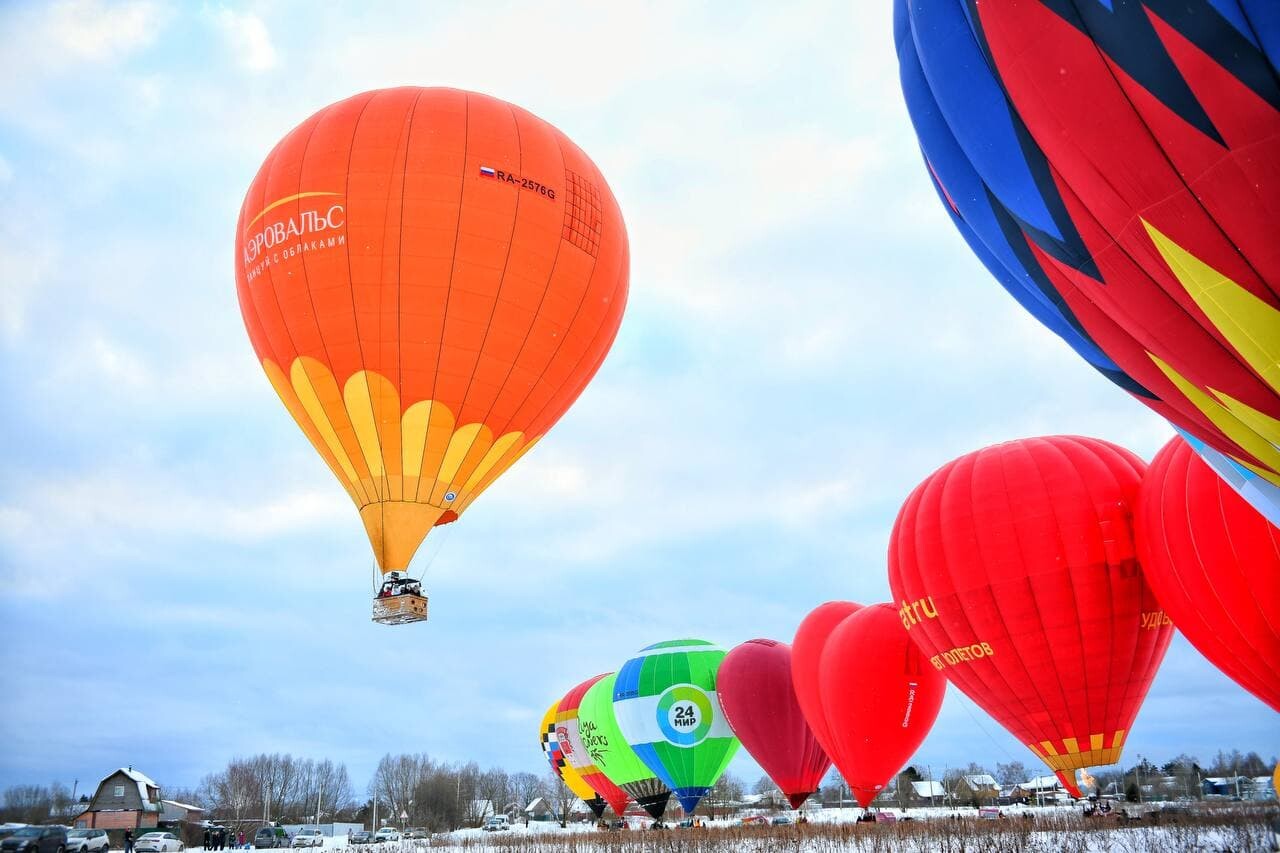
[508,773,543,810]
[2,785,53,825]
[548,770,574,828]
[369,754,434,827]
[995,761,1029,786]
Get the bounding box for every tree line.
[1,748,1273,829]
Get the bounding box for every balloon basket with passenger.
[371,572,429,625]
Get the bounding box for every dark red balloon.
[889,436,1172,796]
[719,639,831,809]
[1137,436,1280,712]
[792,600,862,760]
[817,603,946,807]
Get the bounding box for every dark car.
[347,833,373,846]
[1,826,68,853]
[251,829,287,850]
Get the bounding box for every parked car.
[66,831,108,853]
[771,816,793,826]
[134,833,183,853]
[480,818,508,833]
[372,829,399,842]
[1,826,67,853]
[401,829,427,840]
[0,830,26,843]
[347,833,372,846]
[251,829,287,849]
[288,831,322,849]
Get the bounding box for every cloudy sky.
[0,0,1274,797]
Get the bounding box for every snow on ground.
[220,803,1275,852]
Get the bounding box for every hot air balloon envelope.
[234,87,629,620]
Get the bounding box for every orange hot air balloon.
[235,88,628,620]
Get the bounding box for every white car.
[372,829,399,843]
[67,830,109,853]
[134,832,183,853]
[289,831,323,849]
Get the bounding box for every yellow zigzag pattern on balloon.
[1142,220,1280,486]
[260,356,540,557]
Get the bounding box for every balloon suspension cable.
[954,690,1020,766]
[411,520,455,582]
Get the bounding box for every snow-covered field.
[256,803,1277,852]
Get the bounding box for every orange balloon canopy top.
[235,88,629,573]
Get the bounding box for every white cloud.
[209,7,277,72]
[47,0,161,62]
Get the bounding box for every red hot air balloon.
[1137,436,1280,712]
[888,436,1173,797]
[719,639,831,809]
[556,675,631,818]
[792,601,862,760]
[817,603,946,808]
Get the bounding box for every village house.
[953,774,999,806]
[72,768,162,832]
[909,780,947,806]
[158,800,205,824]
[1019,775,1069,805]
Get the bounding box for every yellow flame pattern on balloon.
[1141,220,1280,487]
[261,356,540,572]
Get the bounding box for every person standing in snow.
[124,831,133,853]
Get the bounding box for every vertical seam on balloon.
[414,92,469,504]
[987,441,1074,755]
[1032,437,1102,759]
[255,105,375,508]
[1123,440,1166,733]
[935,452,1043,753]
[461,111,570,458]
[487,133,609,439]
[1060,437,1108,754]
[973,444,1060,752]
[1235,3,1279,80]
[235,140,367,506]
[1202,444,1280,693]
[1060,0,1273,290]
[1099,438,1124,759]
[292,101,381,508]
[520,231,626,440]
[390,89,425,515]
[339,93,393,519]
[1101,438,1160,753]
[432,99,525,505]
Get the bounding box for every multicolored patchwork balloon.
[612,639,740,814]
[896,0,1280,526]
[554,675,631,818]
[539,700,605,817]
[577,673,672,819]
